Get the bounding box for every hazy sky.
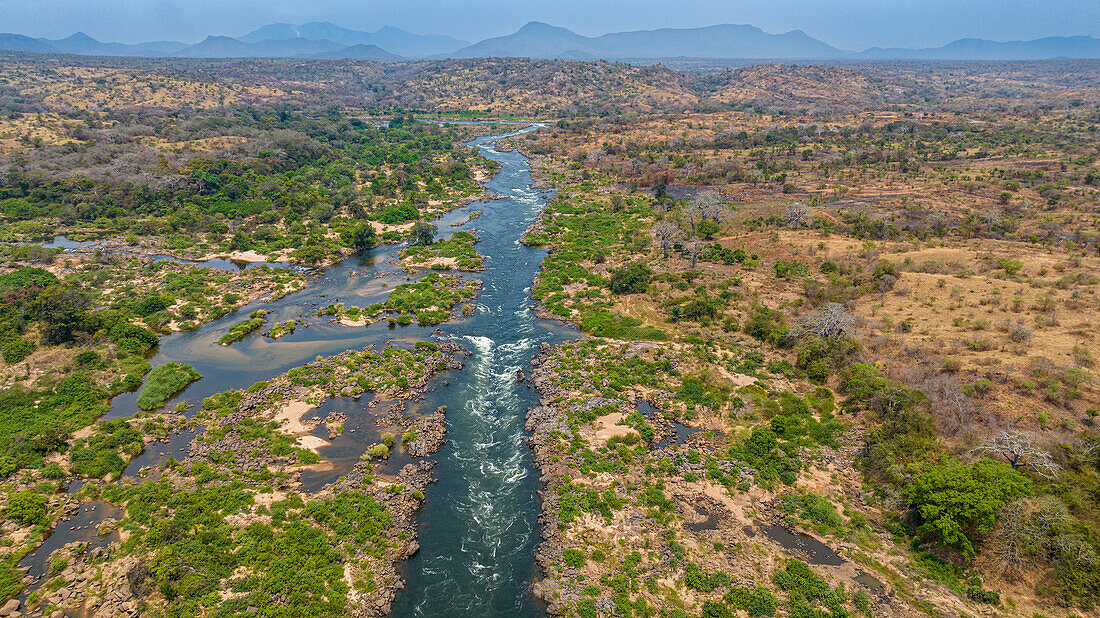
[1,0,1097,49]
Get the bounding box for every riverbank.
[10,340,467,617]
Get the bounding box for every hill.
[861,35,1100,60]
[448,21,847,60]
[239,22,467,57]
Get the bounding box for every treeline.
[0,108,483,261]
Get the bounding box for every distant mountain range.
[0,21,1097,61]
[446,22,847,60]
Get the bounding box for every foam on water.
[392,125,566,617]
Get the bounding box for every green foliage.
[1,337,34,363]
[748,586,779,616]
[0,373,106,467]
[69,419,143,478]
[219,314,268,346]
[685,562,730,592]
[4,490,48,526]
[702,600,733,618]
[0,266,59,290]
[400,230,483,271]
[30,284,94,344]
[745,305,788,345]
[136,362,201,410]
[378,203,419,224]
[134,294,172,317]
[609,263,652,295]
[842,363,939,482]
[778,492,844,533]
[342,222,378,250]
[563,548,587,567]
[558,482,625,524]
[579,310,667,341]
[773,559,850,617]
[410,220,437,245]
[903,458,1031,558]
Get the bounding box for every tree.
[683,192,722,269]
[653,221,681,257]
[697,219,720,239]
[609,263,652,295]
[291,244,327,264]
[692,190,724,221]
[30,284,93,344]
[784,202,811,228]
[410,221,437,246]
[986,498,1068,573]
[792,303,855,341]
[342,222,377,250]
[903,457,1031,559]
[971,430,1060,479]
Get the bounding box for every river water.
[23,125,568,616]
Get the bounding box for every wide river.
[24,125,573,616]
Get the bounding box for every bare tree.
[971,430,1060,479]
[653,221,682,258]
[985,207,1003,228]
[987,498,1068,573]
[784,202,811,228]
[792,303,855,340]
[920,374,976,437]
[679,191,723,269]
[692,190,724,222]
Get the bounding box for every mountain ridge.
[0,21,1098,61]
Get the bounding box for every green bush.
[579,310,667,341]
[608,263,652,295]
[135,294,172,317]
[745,306,788,345]
[903,457,1031,558]
[136,362,201,411]
[378,203,419,224]
[563,548,586,567]
[70,419,143,478]
[1,338,34,363]
[748,586,779,616]
[4,490,48,526]
[701,600,733,618]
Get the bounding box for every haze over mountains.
[1,21,1098,61]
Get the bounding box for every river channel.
[22,124,571,616]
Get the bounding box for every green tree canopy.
[904,457,1031,558]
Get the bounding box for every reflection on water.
[760,524,846,566]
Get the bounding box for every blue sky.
[0,0,1096,48]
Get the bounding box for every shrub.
[135,294,172,317]
[608,263,652,295]
[701,600,733,618]
[362,443,390,459]
[745,306,788,345]
[136,362,201,411]
[4,491,48,526]
[378,203,419,224]
[70,419,143,478]
[1,338,34,363]
[748,586,778,616]
[563,548,586,567]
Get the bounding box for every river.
[21,124,571,616]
